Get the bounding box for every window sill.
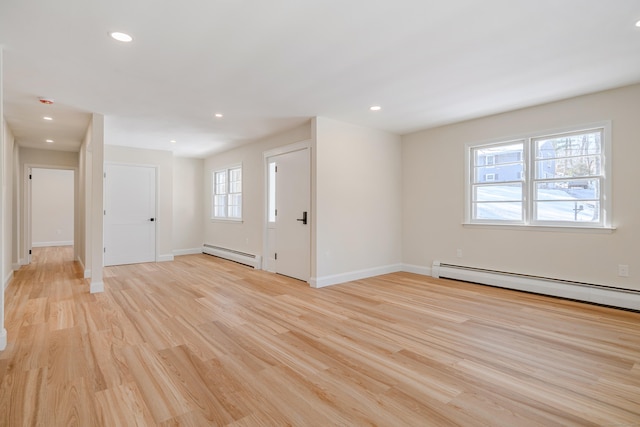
[210,218,243,224]
[462,223,616,234]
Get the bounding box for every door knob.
[150,218,155,222]
[296,211,308,225]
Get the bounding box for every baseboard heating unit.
[431,261,640,311]
[202,244,262,269]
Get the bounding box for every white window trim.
[464,121,612,230]
[211,164,243,222]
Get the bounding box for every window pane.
[535,156,601,179]
[215,171,226,194]
[228,181,239,193]
[228,194,242,219]
[535,181,599,201]
[229,168,242,193]
[214,194,226,213]
[474,183,522,202]
[535,131,602,160]
[228,193,241,206]
[228,205,241,219]
[474,142,523,168]
[475,165,523,183]
[473,202,522,221]
[229,168,241,182]
[473,142,524,186]
[536,201,600,222]
[268,162,276,222]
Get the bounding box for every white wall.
[313,117,402,286]
[1,48,6,350]
[3,118,14,288]
[31,168,74,247]
[77,126,89,274]
[203,123,312,257]
[75,114,104,291]
[402,83,640,291]
[12,139,20,271]
[173,157,204,255]
[104,145,174,261]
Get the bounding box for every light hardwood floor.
[1,247,639,426]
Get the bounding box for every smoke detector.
[39,97,54,105]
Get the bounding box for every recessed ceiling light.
[45,139,54,143]
[170,140,177,144]
[636,19,640,27]
[110,32,133,42]
[214,113,223,118]
[370,105,382,111]
[43,116,53,121]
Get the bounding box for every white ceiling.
[1,0,640,158]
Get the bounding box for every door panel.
[274,148,310,281]
[104,165,156,266]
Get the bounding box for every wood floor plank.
[1,247,639,426]
[95,381,157,427]
[46,376,99,427]
[121,343,196,423]
[0,367,48,426]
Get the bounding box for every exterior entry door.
[272,148,311,281]
[104,164,156,266]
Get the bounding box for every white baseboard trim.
[90,281,104,294]
[402,264,433,276]
[4,271,13,290]
[430,262,640,311]
[32,241,73,248]
[12,263,21,271]
[0,328,6,351]
[310,263,403,288]
[158,254,175,262]
[173,248,202,256]
[76,257,91,278]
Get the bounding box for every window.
[268,161,276,223]
[466,124,610,228]
[212,166,242,220]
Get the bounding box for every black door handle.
[296,211,307,225]
[150,218,155,222]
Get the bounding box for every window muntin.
[467,126,609,227]
[212,166,242,220]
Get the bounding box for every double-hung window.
[212,166,242,220]
[467,124,610,228]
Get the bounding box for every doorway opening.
[29,168,75,260]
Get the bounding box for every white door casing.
[104,164,156,266]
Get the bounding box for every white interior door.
[273,148,310,281]
[104,164,156,266]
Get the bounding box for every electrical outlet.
[618,264,629,277]
[456,249,463,258]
